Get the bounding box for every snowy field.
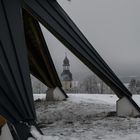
[34,94,140,140]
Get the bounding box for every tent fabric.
[24,0,132,98]
[23,0,140,110]
[23,10,68,98]
[0,0,140,139]
[23,10,62,88]
[0,0,35,123]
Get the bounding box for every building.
[61,55,73,92]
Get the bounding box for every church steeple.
[61,54,72,81]
[63,55,70,70]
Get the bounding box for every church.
[61,55,73,92]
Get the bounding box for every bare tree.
[80,75,99,93]
[128,79,137,94]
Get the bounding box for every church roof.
[63,56,70,66]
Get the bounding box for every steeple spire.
[63,53,70,67]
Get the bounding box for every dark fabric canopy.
[0,0,37,139]
[23,10,62,88]
[24,0,140,110]
[0,0,35,124]
[0,0,140,139]
[24,0,131,98]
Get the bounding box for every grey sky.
[41,0,140,80]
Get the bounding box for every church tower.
[61,55,73,92]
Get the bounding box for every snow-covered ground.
[34,94,140,140]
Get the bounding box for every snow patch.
[34,94,140,140]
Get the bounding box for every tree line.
[128,79,140,94]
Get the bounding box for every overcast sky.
[41,0,140,80]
